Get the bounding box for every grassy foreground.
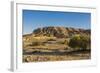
[23,36,90,62]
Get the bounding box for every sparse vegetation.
[23,27,91,62]
[69,34,91,51]
[47,38,56,41]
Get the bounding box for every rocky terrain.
[23,26,91,62]
[24,27,90,38]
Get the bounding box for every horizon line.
[23,26,91,35]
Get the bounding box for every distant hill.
[31,27,90,38]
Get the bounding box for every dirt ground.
[23,50,91,62]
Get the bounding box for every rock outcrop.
[32,26,90,38]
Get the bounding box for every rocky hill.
[32,26,90,38]
[23,26,91,62]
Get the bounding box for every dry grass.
[23,36,91,62]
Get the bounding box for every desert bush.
[31,42,39,46]
[31,42,44,46]
[69,34,90,51]
[79,34,91,50]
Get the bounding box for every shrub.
[31,42,40,46]
[69,34,90,51]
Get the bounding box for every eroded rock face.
[32,27,90,38]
